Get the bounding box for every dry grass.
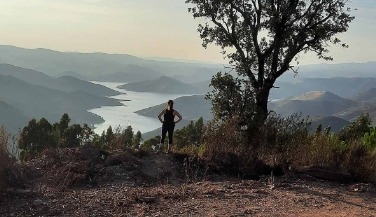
[199,113,376,183]
[344,141,376,183]
[202,117,245,160]
[0,126,12,190]
[0,126,28,190]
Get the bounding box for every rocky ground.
[0,145,375,216]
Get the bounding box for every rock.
[0,168,9,190]
[295,166,353,183]
[136,196,156,203]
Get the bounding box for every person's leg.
[167,125,174,153]
[160,125,167,149]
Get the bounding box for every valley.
[0,45,375,137]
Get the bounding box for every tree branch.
[209,13,258,87]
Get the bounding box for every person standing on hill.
[157,100,182,153]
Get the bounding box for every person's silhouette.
[157,100,182,153]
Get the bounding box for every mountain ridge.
[118,76,209,94]
[0,63,120,96]
[0,45,222,83]
[135,95,213,120]
[3,45,375,85]
[270,91,359,117]
[351,88,376,103]
[0,74,121,133]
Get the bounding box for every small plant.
[141,136,161,151]
[362,127,376,149]
[197,144,206,158]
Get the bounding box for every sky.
[0,0,375,65]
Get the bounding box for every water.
[89,82,187,134]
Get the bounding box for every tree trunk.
[255,87,270,123]
[245,85,271,147]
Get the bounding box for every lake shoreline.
[88,81,190,134]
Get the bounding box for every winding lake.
[89,82,187,134]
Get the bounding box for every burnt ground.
[0,145,375,217]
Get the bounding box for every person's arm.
[158,109,166,123]
[173,110,182,124]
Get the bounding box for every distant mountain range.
[135,95,213,121]
[270,90,376,125]
[1,45,376,136]
[4,45,375,85]
[0,64,119,96]
[271,77,376,99]
[0,101,29,133]
[269,91,360,117]
[289,62,376,79]
[0,45,222,83]
[351,88,376,103]
[118,76,211,94]
[94,64,163,83]
[309,116,350,133]
[0,64,122,134]
[269,91,374,132]
[138,89,376,138]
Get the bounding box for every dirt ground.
[1,146,375,216]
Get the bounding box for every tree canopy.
[186,0,354,133]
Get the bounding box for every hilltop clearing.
[1,145,375,216]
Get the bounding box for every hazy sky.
[0,0,375,65]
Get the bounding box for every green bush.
[18,118,55,160]
[338,113,372,142]
[141,136,160,151]
[293,133,345,167]
[362,127,376,149]
[18,114,95,161]
[93,125,142,151]
[174,117,204,150]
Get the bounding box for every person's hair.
[168,100,174,110]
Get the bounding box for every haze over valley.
[0,45,375,136]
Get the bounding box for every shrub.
[173,117,204,150]
[18,118,55,159]
[338,113,372,142]
[362,127,376,149]
[141,136,161,151]
[0,126,23,190]
[344,140,376,182]
[18,114,97,161]
[188,111,376,183]
[200,117,263,176]
[284,117,376,183]
[0,126,10,190]
[257,113,311,167]
[104,125,135,150]
[293,133,346,167]
[202,117,245,161]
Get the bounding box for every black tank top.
[164,109,175,126]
